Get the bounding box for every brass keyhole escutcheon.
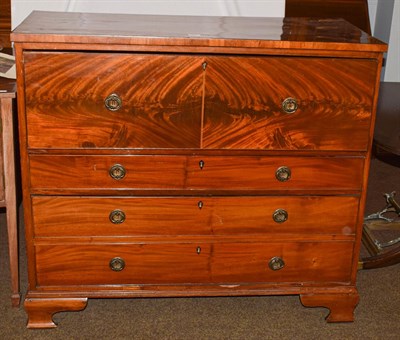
[199,160,205,170]
[282,97,298,114]
[109,164,126,180]
[198,201,204,209]
[109,209,126,224]
[275,166,291,182]
[105,93,122,111]
[196,246,201,255]
[268,257,285,271]
[273,209,288,223]
[109,257,125,271]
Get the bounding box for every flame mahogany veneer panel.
[24,53,377,151]
[203,57,377,150]
[24,52,203,149]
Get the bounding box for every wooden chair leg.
[1,96,20,306]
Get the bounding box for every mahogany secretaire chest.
[11,11,387,328]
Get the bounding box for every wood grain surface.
[31,196,359,237]
[204,56,377,150]
[11,11,387,52]
[24,52,203,148]
[28,155,364,191]
[24,52,377,151]
[34,241,353,286]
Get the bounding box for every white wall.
[383,0,399,82]
[11,0,399,81]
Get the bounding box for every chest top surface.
[11,11,386,53]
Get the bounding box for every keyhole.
[196,246,201,255]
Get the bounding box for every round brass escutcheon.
[109,257,125,272]
[273,209,288,223]
[268,256,285,271]
[275,166,291,182]
[109,164,126,180]
[109,209,126,224]
[104,93,122,111]
[282,97,298,114]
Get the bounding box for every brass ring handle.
[109,257,125,271]
[282,97,298,114]
[272,209,288,223]
[268,256,285,271]
[109,164,126,180]
[105,93,122,111]
[109,209,126,224]
[275,166,291,182]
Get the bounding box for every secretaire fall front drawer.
[23,52,377,151]
[28,155,364,191]
[32,196,359,237]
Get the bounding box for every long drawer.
[32,196,359,237]
[29,155,364,191]
[35,241,354,286]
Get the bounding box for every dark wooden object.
[0,76,20,307]
[374,82,400,156]
[11,11,386,328]
[0,0,12,48]
[285,0,371,34]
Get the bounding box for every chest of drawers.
[11,11,387,328]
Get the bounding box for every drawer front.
[24,52,203,148]
[32,196,359,237]
[204,56,377,151]
[35,242,354,286]
[29,155,364,191]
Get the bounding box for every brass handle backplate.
[268,257,285,271]
[282,97,298,114]
[109,164,126,180]
[275,166,291,182]
[109,209,126,224]
[109,257,125,271]
[105,93,122,111]
[273,209,288,223]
